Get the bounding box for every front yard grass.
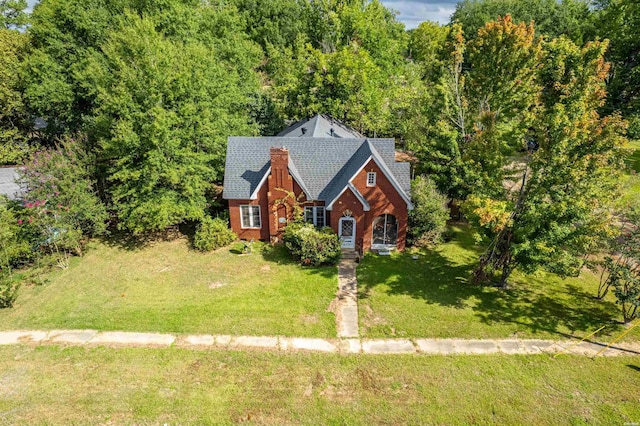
[621,139,640,210]
[0,239,337,337]
[0,345,638,424]
[358,224,640,341]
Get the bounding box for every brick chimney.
[267,147,294,241]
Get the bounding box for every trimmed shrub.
[282,223,341,266]
[194,217,236,251]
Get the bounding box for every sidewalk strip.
[1,330,638,356]
[89,331,175,346]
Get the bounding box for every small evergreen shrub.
[0,276,20,308]
[0,198,27,308]
[282,223,341,266]
[409,175,449,246]
[194,217,236,251]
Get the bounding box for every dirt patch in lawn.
[360,303,388,334]
[208,281,227,289]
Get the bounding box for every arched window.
[372,214,398,247]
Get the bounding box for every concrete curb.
[1,330,639,357]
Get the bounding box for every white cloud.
[382,0,457,29]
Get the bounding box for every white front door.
[339,217,356,249]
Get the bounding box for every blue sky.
[382,0,456,27]
[26,0,455,29]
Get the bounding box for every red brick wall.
[329,187,366,251]
[230,155,409,251]
[351,159,408,251]
[228,181,270,241]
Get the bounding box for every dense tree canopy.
[596,0,640,134]
[452,0,594,44]
[1,0,28,29]
[86,12,259,234]
[20,0,263,233]
[0,0,634,264]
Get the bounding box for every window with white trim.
[367,172,377,187]
[304,206,326,227]
[240,205,261,228]
[372,214,398,247]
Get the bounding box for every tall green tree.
[408,21,450,79]
[409,17,541,200]
[462,15,541,198]
[85,13,258,234]
[268,39,391,135]
[471,37,627,287]
[0,28,31,164]
[231,0,308,53]
[263,0,412,137]
[304,0,406,68]
[23,0,264,233]
[407,23,465,197]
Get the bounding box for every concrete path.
[1,330,639,357]
[335,258,359,338]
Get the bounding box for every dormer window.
[367,172,376,187]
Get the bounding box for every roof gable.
[323,140,413,211]
[277,114,364,138]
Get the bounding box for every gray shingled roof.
[223,137,411,208]
[0,167,22,200]
[277,114,364,138]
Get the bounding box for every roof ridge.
[312,114,321,137]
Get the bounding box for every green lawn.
[0,239,337,337]
[626,140,640,173]
[358,224,640,341]
[621,140,640,209]
[0,345,638,424]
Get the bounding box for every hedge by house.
[282,222,341,266]
[194,217,237,251]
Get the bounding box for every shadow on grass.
[359,225,480,309]
[225,241,338,280]
[473,281,621,337]
[358,225,623,338]
[99,223,195,251]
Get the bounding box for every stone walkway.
[335,258,359,338]
[1,330,639,356]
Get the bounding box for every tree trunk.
[499,261,512,289]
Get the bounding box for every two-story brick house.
[222,115,412,252]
